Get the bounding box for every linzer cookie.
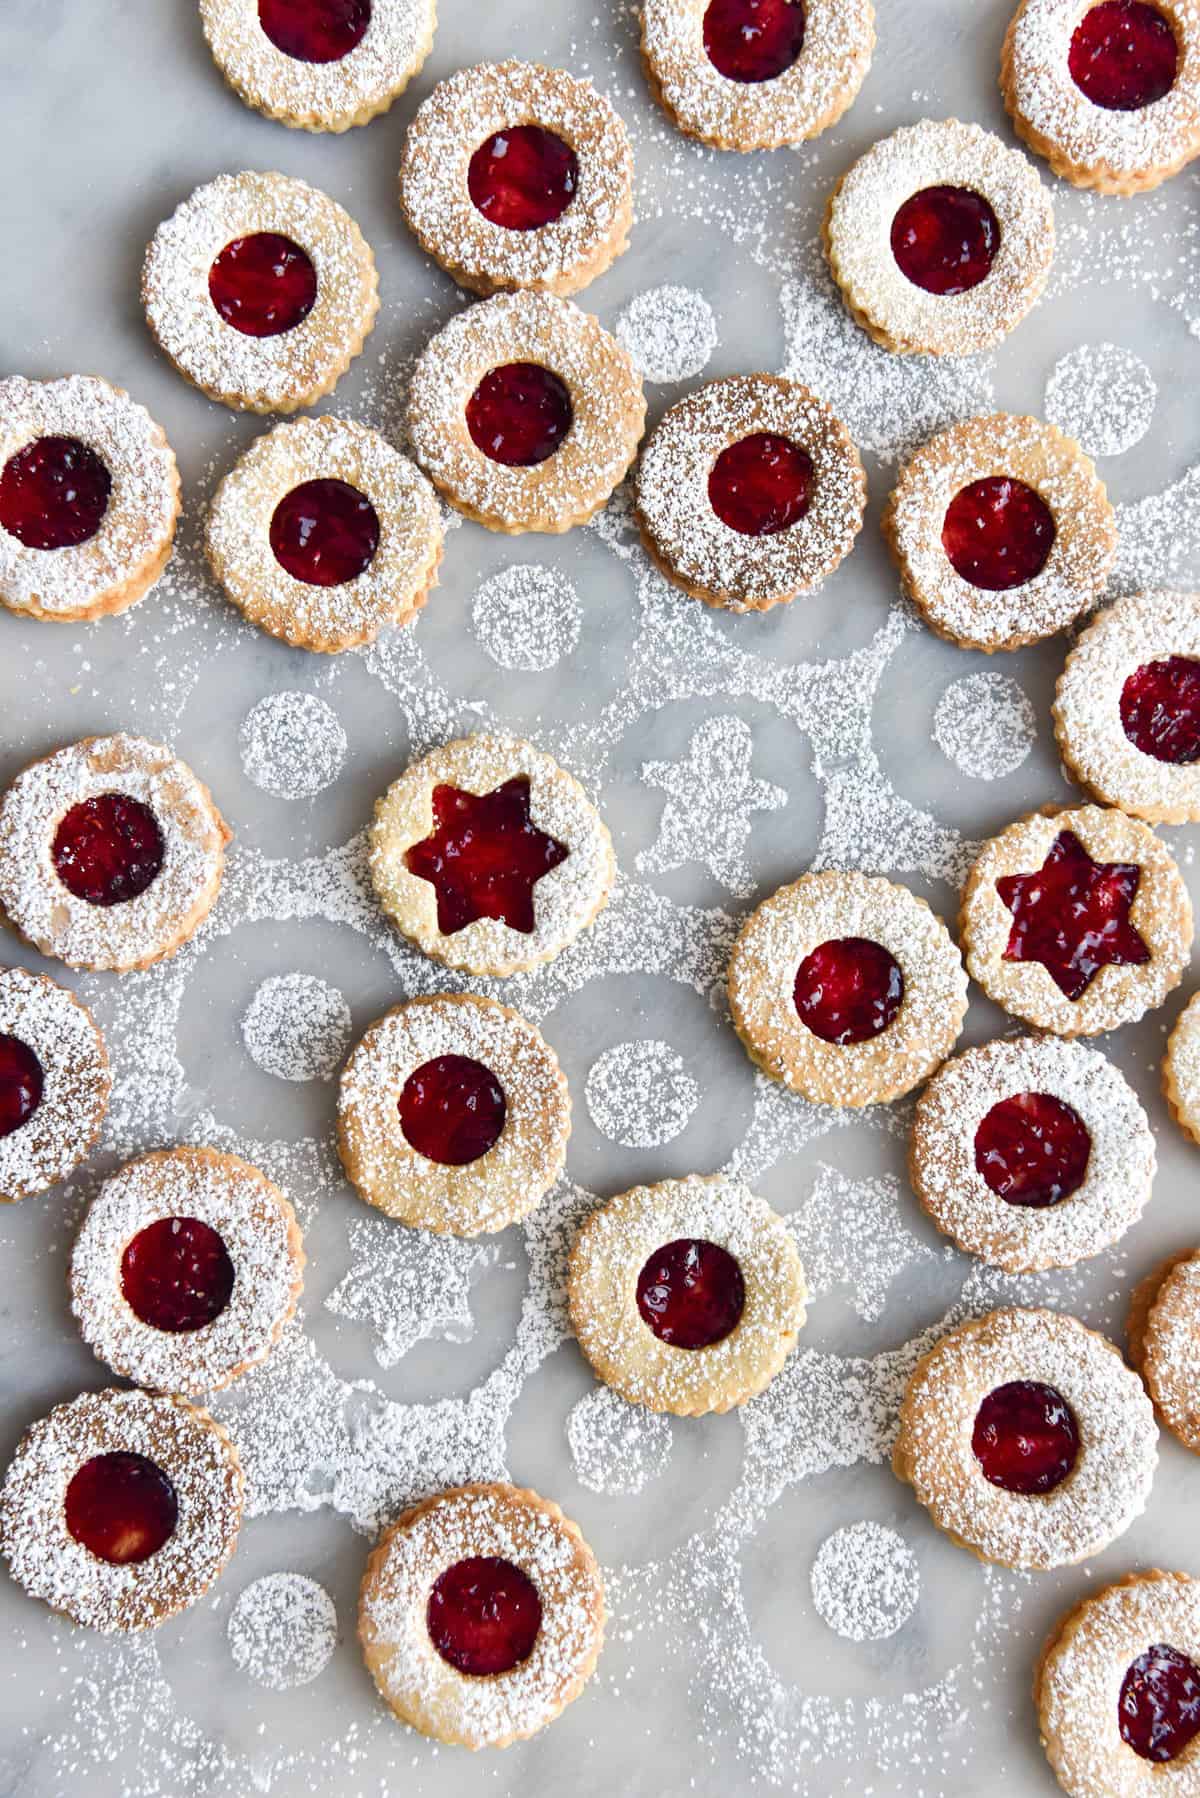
[1127,1248,1200,1454]
[0,967,110,1203]
[1165,990,1200,1145]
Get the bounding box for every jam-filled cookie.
[893,1307,1157,1570]
[568,1172,806,1415]
[399,62,633,297]
[1127,1247,1200,1454]
[634,375,867,612]
[960,804,1192,1036]
[1165,990,1200,1145]
[359,1481,604,1749]
[824,118,1055,355]
[0,733,231,974]
[727,871,968,1107]
[0,967,110,1203]
[337,994,570,1234]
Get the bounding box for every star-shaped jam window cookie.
[996,829,1149,1001]
[404,776,568,936]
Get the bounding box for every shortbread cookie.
[1165,990,1200,1144]
[0,1387,243,1631]
[960,804,1192,1036]
[406,290,645,533]
[200,0,436,133]
[400,62,633,297]
[360,1482,604,1749]
[70,1146,304,1396]
[893,1307,1157,1570]
[910,1036,1155,1273]
[567,1173,806,1415]
[634,375,867,612]
[0,734,231,974]
[143,171,379,413]
[0,375,180,623]
[640,0,874,150]
[1003,0,1200,194]
[883,413,1115,652]
[206,414,443,652]
[337,994,571,1234]
[369,733,614,977]
[0,967,110,1203]
[727,871,967,1107]
[1127,1247,1200,1453]
[824,118,1055,355]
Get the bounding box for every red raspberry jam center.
[941,477,1056,592]
[702,0,807,82]
[971,1380,1080,1495]
[973,1092,1092,1208]
[208,233,318,338]
[996,828,1149,1002]
[1069,0,1178,110]
[466,363,574,468]
[793,937,904,1046]
[120,1217,236,1334]
[427,1555,542,1676]
[404,775,569,936]
[635,1238,746,1349]
[399,1055,507,1166]
[65,1451,179,1564]
[0,1035,44,1139]
[1119,1644,1200,1763]
[52,793,165,908]
[467,126,580,232]
[708,432,814,536]
[890,186,1001,297]
[258,0,371,61]
[0,436,112,551]
[269,478,380,587]
[1120,656,1200,764]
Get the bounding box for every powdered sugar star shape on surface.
[637,715,786,897]
[790,1164,938,1324]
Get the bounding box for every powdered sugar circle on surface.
[242,973,352,1082]
[615,284,717,384]
[933,673,1037,780]
[228,1573,338,1690]
[585,1039,700,1148]
[566,1386,673,1495]
[471,564,582,671]
[810,1523,920,1642]
[240,692,348,799]
[1044,344,1157,458]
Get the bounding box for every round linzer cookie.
[399,61,633,297]
[0,1387,244,1632]
[910,1036,1156,1273]
[359,1481,604,1749]
[0,734,231,974]
[1165,990,1200,1145]
[640,0,874,151]
[337,994,571,1235]
[893,1307,1157,1571]
[634,375,867,613]
[0,375,180,624]
[70,1146,305,1397]
[824,118,1055,355]
[1055,590,1200,823]
[1003,0,1200,194]
[405,290,645,534]
[143,171,379,413]
[0,967,110,1203]
[883,413,1115,652]
[960,804,1192,1037]
[727,871,968,1108]
[369,733,614,977]
[205,415,443,652]
[567,1172,806,1415]
[1127,1247,1200,1455]
[1037,1572,1200,1793]
[200,0,437,133]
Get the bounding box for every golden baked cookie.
[634,374,867,612]
[0,733,231,974]
[960,804,1192,1037]
[824,118,1055,355]
[205,414,443,652]
[1127,1247,1200,1454]
[360,1481,604,1749]
[910,1036,1155,1274]
[893,1307,1157,1570]
[143,171,379,413]
[368,732,614,977]
[1165,990,1200,1144]
[0,967,110,1203]
[337,994,571,1235]
[0,375,180,623]
[567,1172,806,1416]
[399,61,633,297]
[406,290,645,534]
[727,871,968,1108]
[0,1387,243,1632]
[640,0,874,151]
[883,413,1115,652]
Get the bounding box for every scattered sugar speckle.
[240,692,348,799]
[242,973,352,1083]
[585,1039,700,1148]
[228,1573,338,1689]
[470,563,582,671]
[811,1523,920,1642]
[567,1386,673,1495]
[933,673,1037,781]
[1044,343,1157,458]
[615,284,718,384]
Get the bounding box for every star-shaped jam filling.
[996,829,1150,1001]
[404,776,568,936]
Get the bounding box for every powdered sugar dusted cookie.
[0,967,110,1203]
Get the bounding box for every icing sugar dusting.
[242,973,352,1083]
[638,715,787,897]
[585,1039,700,1148]
[615,284,717,383]
[810,1523,921,1642]
[240,692,348,799]
[791,1165,938,1323]
[471,563,582,671]
[1044,343,1157,458]
[567,1386,673,1495]
[933,673,1037,780]
[228,1573,338,1690]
